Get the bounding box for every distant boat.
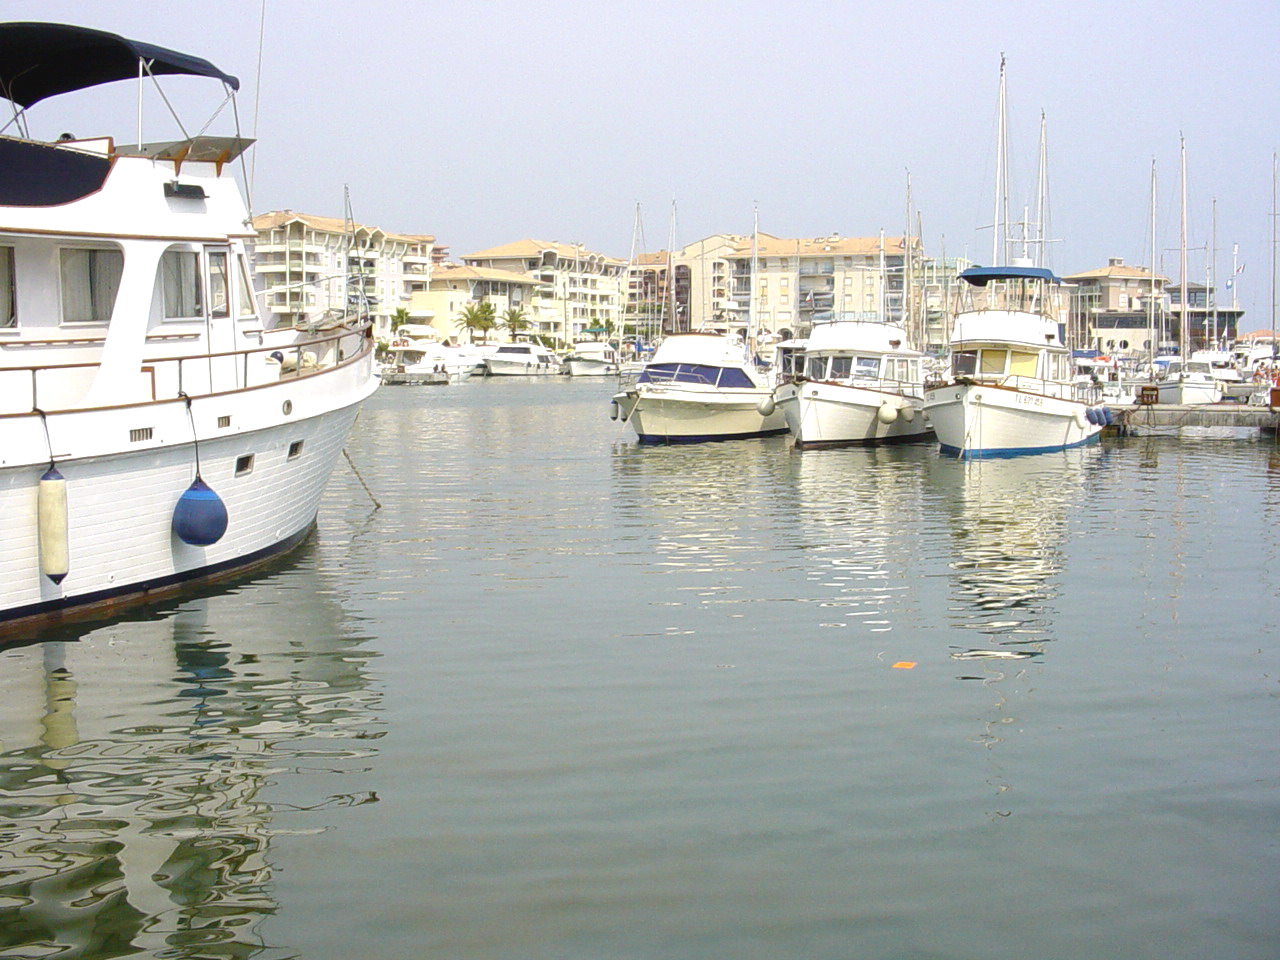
[484,341,562,376]
[0,23,378,631]
[565,340,619,376]
[775,319,933,448]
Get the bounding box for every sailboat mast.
[879,229,887,320]
[666,199,677,335]
[1273,151,1278,354]
[904,171,913,335]
[1148,158,1157,373]
[1035,110,1049,269]
[1179,136,1189,359]
[991,53,1008,265]
[1209,197,1218,347]
[749,204,758,349]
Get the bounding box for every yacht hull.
[1,370,374,630]
[924,382,1102,459]
[776,380,934,448]
[614,386,788,443]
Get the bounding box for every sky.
[7,0,1280,326]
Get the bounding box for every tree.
[457,301,497,343]
[391,307,411,332]
[500,306,531,339]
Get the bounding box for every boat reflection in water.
[781,445,933,633]
[927,448,1099,812]
[0,546,381,960]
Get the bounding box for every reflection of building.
[251,210,443,341]
[0,568,381,958]
[462,239,626,347]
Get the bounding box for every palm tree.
[457,301,497,344]
[500,306,531,339]
[391,306,411,332]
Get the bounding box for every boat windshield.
[639,363,754,388]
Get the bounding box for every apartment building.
[406,265,547,342]
[638,233,925,342]
[250,210,442,341]
[461,239,626,346]
[1064,257,1168,355]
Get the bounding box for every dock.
[1110,402,1279,436]
[381,371,449,385]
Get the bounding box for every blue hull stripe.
[938,432,1102,460]
[638,427,790,445]
[0,519,317,636]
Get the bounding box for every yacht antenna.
[1148,158,1158,374]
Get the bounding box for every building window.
[61,247,124,323]
[0,246,14,327]
[162,250,203,318]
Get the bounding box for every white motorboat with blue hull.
[922,266,1107,460]
[612,333,788,443]
[0,23,378,633]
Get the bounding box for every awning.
[0,22,239,108]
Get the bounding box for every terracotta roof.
[462,238,624,264]
[251,210,434,245]
[715,233,918,257]
[1064,264,1166,282]
[431,264,548,286]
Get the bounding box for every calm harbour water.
[2,377,1278,960]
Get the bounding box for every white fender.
[877,403,898,424]
[1074,408,1089,429]
[610,400,620,421]
[757,396,776,416]
[899,403,916,423]
[38,466,69,584]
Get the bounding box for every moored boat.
[565,340,619,376]
[611,332,787,443]
[484,341,561,376]
[774,319,933,448]
[922,266,1105,459]
[0,23,378,632]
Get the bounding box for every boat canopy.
[959,266,1061,286]
[0,22,240,108]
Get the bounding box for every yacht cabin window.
[162,249,203,318]
[953,351,978,376]
[237,253,258,320]
[829,355,853,379]
[208,250,230,319]
[854,356,881,378]
[0,247,15,327]
[806,356,827,379]
[1009,351,1039,377]
[60,247,123,324]
[980,350,1008,375]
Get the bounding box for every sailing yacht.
[0,24,378,630]
[922,57,1104,458]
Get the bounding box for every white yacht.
[611,332,787,443]
[484,341,561,376]
[922,266,1106,459]
[1156,359,1222,404]
[565,340,619,376]
[0,23,378,632]
[774,320,933,448]
[381,326,474,384]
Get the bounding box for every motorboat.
[922,266,1106,459]
[774,320,933,448]
[484,341,562,376]
[611,332,787,443]
[381,330,475,384]
[565,340,619,376]
[1156,359,1222,404]
[0,23,378,632]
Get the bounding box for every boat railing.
[0,320,372,416]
